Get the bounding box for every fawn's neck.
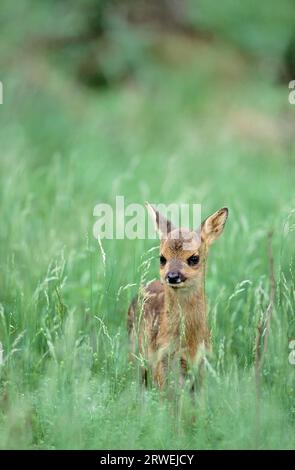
[164,271,208,354]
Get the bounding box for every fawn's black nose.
[167,271,182,285]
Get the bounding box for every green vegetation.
[0,0,295,449]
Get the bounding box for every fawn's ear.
[201,207,228,246]
[145,202,175,238]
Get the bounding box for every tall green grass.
[0,32,295,449]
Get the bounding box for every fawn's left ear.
[145,202,176,239]
[201,207,228,246]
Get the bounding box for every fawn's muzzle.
[166,271,185,285]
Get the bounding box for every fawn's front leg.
[153,358,167,389]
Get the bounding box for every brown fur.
[128,206,228,389]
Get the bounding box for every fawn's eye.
[160,255,167,266]
[187,255,200,266]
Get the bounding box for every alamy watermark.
[289,340,295,365]
[288,80,295,104]
[0,81,3,105]
[93,196,201,243]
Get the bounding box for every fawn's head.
[146,203,228,291]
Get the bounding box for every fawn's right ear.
[201,207,228,246]
[145,202,175,239]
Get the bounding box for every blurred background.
[0,0,295,449]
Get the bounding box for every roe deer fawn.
[127,203,228,389]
